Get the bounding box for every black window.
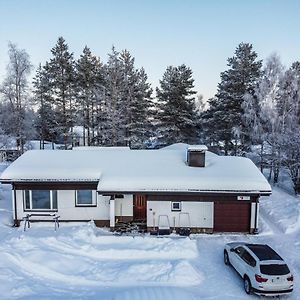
[76,190,93,205]
[76,190,96,206]
[25,190,30,209]
[242,251,256,267]
[171,202,181,211]
[260,264,290,275]
[235,246,245,258]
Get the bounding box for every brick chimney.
[187,145,208,167]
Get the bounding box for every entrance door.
[133,194,147,221]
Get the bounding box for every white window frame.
[171,201,182,211]
[24,190,57,211]
[75,190,97,207]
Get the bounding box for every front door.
[133,194,147,221]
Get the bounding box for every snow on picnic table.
[0,163,299,299]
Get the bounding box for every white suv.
[224,242,294,296]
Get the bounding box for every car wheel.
[244,276,252,294]
[224,250,230,265]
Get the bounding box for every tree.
[76,46,104,146]
[205,43,262,155]
[0,42,33,152]
[99,47,153,147]
[119,50,153,148]
[155,64,198,146]
[32,63,58,148]
[47,37,75,149]
[127,67,153,148]
[277,62,300,193]
[101,47,124,146]
[257,54,284,182]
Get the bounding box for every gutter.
[97,190,272,196]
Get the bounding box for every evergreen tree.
[100,47,153,147]
[76,46,104,145]
[119,50,153,148]
[128,67,153,148]
[102,47,124,146]
[48,37,75,149]
[156,64,198,146]
[205,43,262,155]
[32,63,58,148]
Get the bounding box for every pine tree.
[155,64,198,146]
[102,47,124,146]
[48,37,75,149]
[76,46,104,146]
[128,67,153,148]
[119,50,153,148]
[32,63,58,148]
[205,43,262,155]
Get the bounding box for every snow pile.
[260,186,300,234]
[0,220,202,299]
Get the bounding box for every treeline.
[0,38,299,192]
[0,37,199,151]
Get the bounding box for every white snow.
[187,145,208,152]
[0,146,271,194]
[0,163,299,299]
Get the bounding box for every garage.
[214,201,251,232]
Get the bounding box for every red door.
[133,195,147,221]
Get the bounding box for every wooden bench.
[23,213,60,231]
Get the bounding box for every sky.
[0,0,300,100]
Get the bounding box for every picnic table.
[23,213,60,231]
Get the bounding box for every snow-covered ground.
[0,163,299,299]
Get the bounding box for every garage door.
[214,201,251,232]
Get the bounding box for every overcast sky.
[0,0,300,100]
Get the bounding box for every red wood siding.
[214,201,251,232]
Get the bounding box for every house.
[0,144,271,233]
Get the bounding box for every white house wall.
[147,201,213,228]
[115,195,133,217]
[15,190,133,221]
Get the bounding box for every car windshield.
[260,264,290,275]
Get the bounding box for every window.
[260,264,290,275]
[24,190,57,211]
[76,190,96,206]
[242,251,256,267]
[171,201,181,211]
[235,246,245,258]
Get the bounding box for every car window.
[235,246,245,258]
[260,264,290,275]
[242,250,256,267]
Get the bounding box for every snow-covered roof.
[0,145,271,194]
[187,145,208,152]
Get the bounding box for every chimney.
[187,145,208,167]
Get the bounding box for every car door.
[230,246,245,275]
[240,250,256,277]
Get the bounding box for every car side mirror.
[230,248,236,253]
